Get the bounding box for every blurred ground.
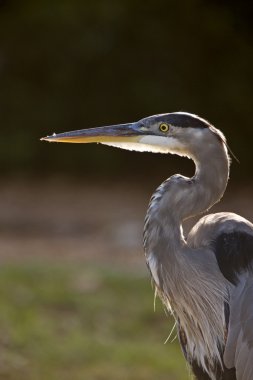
[0,178,148,265]
[0,179,253,380]
[1,178,253,263]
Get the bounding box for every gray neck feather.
[145,138,229,256]
[144,138,230,378]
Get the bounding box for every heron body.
[42,112,253,380]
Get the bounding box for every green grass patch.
[0,261,188,379]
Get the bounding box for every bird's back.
[187,212,253,380]
[187,212,253,284]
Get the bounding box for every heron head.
[41,112,226,158]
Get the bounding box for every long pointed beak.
[41,122,145,144]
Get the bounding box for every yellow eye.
[159,123,169,133]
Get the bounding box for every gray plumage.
[42,112,253,380]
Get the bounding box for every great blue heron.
[41,112,253,380]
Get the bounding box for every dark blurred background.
[0,0,253,180]
[0,1,253,379]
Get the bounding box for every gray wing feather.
[242,351,253,380]
[187,212,253,379]
[224,276,253,380]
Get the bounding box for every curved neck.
[182,141,230,221]
[144,141,230,257]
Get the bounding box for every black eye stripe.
[161,114,209,129]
